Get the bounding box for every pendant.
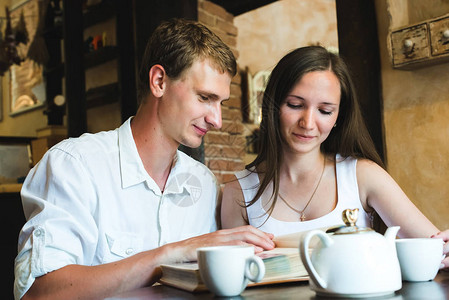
[300,213,306,222]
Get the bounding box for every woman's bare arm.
[221,176,250,229]
[356,159,439,238]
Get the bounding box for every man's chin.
[180,138,203,149]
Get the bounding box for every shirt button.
[125,248,134,255]
[34,229,43,237]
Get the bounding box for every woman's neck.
[280,150,326,183]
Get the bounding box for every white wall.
[235,0,338,74]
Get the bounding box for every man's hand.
[22,226,275,300]
[165,225,275,263]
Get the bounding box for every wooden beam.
[116,0,137,121]
[62,0,86,137]
[336,0,385,162]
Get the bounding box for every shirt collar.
[119,117,151,189]
[118,118,191,197]
[163,152,191,196]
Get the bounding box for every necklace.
[278,156,326,221]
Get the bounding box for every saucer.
[314,288,396,298]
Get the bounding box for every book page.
[273,226,336,248]
[160,247,309,292]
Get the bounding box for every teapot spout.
[384,226,400,243]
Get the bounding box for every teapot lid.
[330,208,374,235]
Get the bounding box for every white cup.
[395,238,444,282]
[197,245,265,297]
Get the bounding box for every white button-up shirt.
[14,118,219,299]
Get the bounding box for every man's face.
[158,59,232,148]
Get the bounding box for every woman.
[221,46,448,269]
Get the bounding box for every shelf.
[84,46,118,69]
[44,46,118,76]
[60,0,136,135]
[43,24,63,39]
[0,136,34,144]
[83,0,117,28]
[44,63,64,76]
[86,82,119,109]
[390,13,449,70]
[0,184,22,194]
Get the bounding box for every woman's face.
[279,70,341,155]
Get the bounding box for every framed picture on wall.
[242,68,270,125]
[0,82,2,121]
[9,0,45,116]
[0,137,32,184]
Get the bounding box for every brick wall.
[198,1,246,185]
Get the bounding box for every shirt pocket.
[103,231,144,263]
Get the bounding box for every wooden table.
[0,183,22,193]
[106,271,449,299]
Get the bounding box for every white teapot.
[300,208,402,298]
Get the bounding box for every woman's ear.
[149,64,166,98]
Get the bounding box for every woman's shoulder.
[356,157,385,172]
[354,157,391,193]
[335,155,387,186]
[336,154,381,169]
[223,167,262,195]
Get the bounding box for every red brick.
[198,10,216,27]
[199,0,249,171]
[205,131,226,144]
[231,48,239,60]
[224,94,241,109]
[201,1,230,21]
[221,120,244,135]
[230,83,241,98]
[224,12,234,23]
[220,106,232,120]
[221,107,241,121]
[216,19,238,36]
[207,159,245,172]
[205,133,245,147]
[205,144,245,159]
[232,71,241,84]
[214,172,238,185]
[213,31,237,48]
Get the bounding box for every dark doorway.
[336,0,385,163]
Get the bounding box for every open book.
[158,229,331,292]
[158,247,308,292]
[272,226,332,248]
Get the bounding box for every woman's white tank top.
[236,155,373,236]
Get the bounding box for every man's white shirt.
[14,118,219,299]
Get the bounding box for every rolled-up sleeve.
[13,121,221,299]
[14,147,98,299]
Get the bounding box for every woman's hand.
[431,230,449,270]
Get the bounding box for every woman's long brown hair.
[245,46,385,232]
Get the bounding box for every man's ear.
[149,64,166,98]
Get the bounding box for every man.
[15,19,274,300]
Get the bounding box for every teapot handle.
[300,229,333,289]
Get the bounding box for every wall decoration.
[0,141,31,184]
[243,68,271,125]
[0,81,2,121]
[9,0,45,116]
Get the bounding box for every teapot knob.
[342,208,359,227]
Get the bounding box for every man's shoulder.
[50,129,119,158]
